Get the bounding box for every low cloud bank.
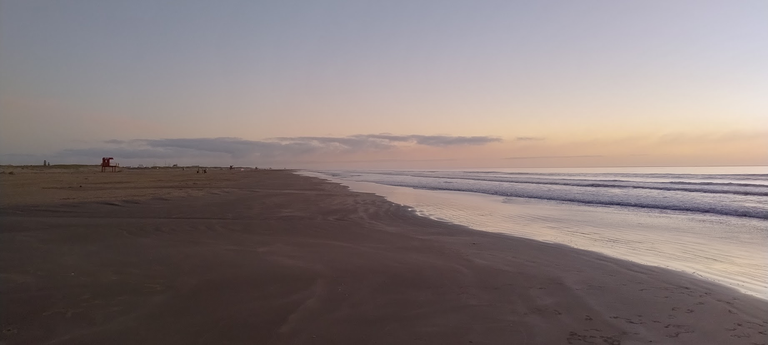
[2,134,501,165]
[514,137,545,141]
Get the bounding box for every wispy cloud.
[514,136,545,141]
[349,134,502,146]
[506,155,603,160]
[270,134,501,149]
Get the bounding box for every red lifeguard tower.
[101,157,118,172]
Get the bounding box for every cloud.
[506,155,603,160]
[350,134,502,147]
[139,138,288,159]
[296,158,458,164]
[58,147,182,160]
[273,134,502,149]
[34,134,501,164]
[103,139,128,144]
[271,136,395,152]
[515,136,545,141]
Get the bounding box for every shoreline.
[305,171,768,300]
[1,169,766,344]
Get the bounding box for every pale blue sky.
[1,1,766,167]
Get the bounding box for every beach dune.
[1,169,766,344]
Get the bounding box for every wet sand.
[1,168,766,344]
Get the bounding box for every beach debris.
[7,171,15,175]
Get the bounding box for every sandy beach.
[1,168,766,345]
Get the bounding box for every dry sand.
[1,168,766,344]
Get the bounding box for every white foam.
[322,170,768,219]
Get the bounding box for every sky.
[1,0,766,168]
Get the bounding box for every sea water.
[301,167,768,299]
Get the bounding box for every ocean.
[301,166,768,299]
